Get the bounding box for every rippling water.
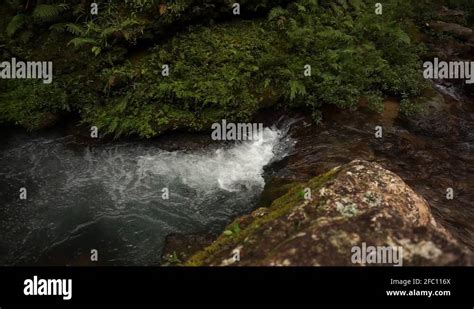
[0,124,294,265]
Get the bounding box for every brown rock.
[161,232,216,265]
[35,112,60,130]
[429,21,474,44]
[187,160,472,266]
[438,6,465,24]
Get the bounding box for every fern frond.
[120,18,142,28]
[68,37,97,48]
[100,26,118,38]
[32,4,69,22]
[289,80,307,101]
[6,14,26,37]
[72,4,86,17]
[50,23,85,36]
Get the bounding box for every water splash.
[136,127,289,193]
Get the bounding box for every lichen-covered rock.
[186,160,472,266]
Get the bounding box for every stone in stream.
[185,160,472,266]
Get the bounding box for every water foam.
[136,126,289,193]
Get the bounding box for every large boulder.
[186,160,472,266]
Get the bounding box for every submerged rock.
[186,160,472,266]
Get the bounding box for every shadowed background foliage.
[0,0,471,137]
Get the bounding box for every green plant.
[32,4,69,22]
[6,14,26,37]
[224,223,241,236]
[400,98,423,117]
[0,80,69,129]
[161,251,182,266]
[0,0,452,138]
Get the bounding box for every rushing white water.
[434,83,462,101]
[0,123,293,265]
[136,127,283,193]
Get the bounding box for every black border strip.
[0,267,472,306]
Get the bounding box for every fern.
[289,80,307,101]
[68,37,98,48]
[6,14,26,37]
[268,7,286,21]
[32,4,69,22]
[100,26,119,38]
[50,23,85,36]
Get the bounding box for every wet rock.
[423,18,473,60]
[404,87,460,137]
[35,112,60,130]
[186,160,472,266]
[437,6,465,24]
[257,177,299,208]
[161,232,217,265]
[429,21,474,44]
[425,36,472,60]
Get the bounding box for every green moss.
[185,166,341,266]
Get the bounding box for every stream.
[0,83,472,265]
[0,123,293,265]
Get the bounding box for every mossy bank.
[3,0,470,138]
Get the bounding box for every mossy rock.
[185,166,340,266]
[186,160,472,266]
